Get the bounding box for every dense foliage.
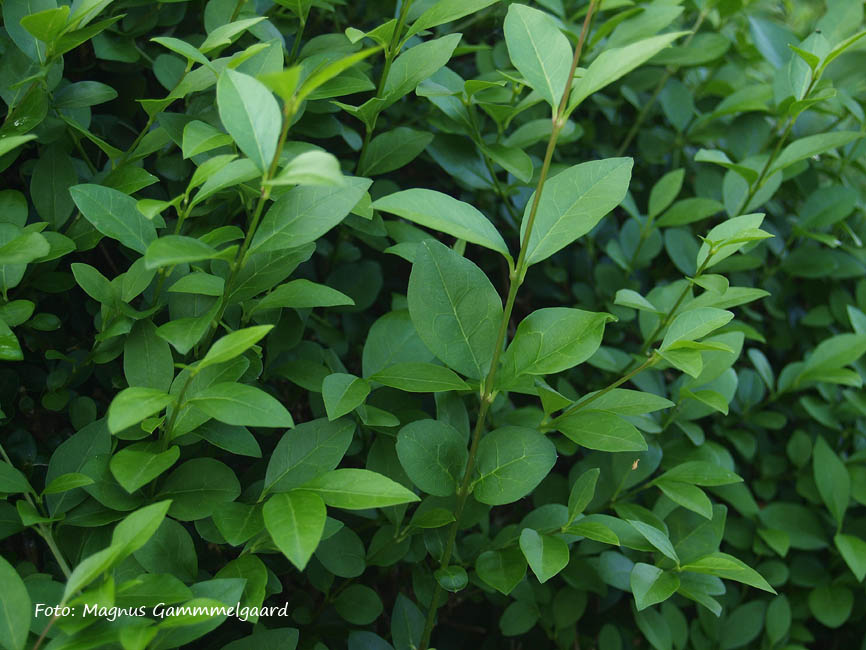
[2,0,866,648]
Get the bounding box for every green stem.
[288,14,306,63]
[356,0,414,173]
[552,352,660,422]
[0,443,71,579]
[417,4,600,647]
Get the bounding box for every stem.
[736,75,817,214]
[553,352,660,421]
[417,4,600,647]
[356,0,414,173]
[288,14,306,63]
[0,444,71,579]
[616,10,708,156]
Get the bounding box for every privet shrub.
[2,0,866,648]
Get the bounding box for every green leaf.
[108,387,174,434]
[501,307,612,381]
[144,235,234,269]
[656,480,713,519]
[566,468,599,526]
[648,169,684,219]
[522,158,633,265]
[372,189,510,259]
[770,130,864,175]
[396,419,468,496]
[519,528,569,583]
[434,565,469,593]
[370,362,470,392]
[766,595,791,645]
[503,4,572,109]
[264,491,327,570]
[70,184,157,254]
[360,128,433,176]
[472,426,557,505]
[249,177,372,254]
[660,307,733,350]
[158,458,240,521]
[199,17,265,53]
[834,533,866,582]
[216,69,281,172]
[0,231,49,265]
[267,150,344,187]
[182,120,232,158]
[109,444,180,493]
[42,472,95,495]
[628,520,679,563]
[475,548,527,595]
[553,410,647,452]
[813,436,850,527]
[199,325,272,371]
[630,563,680,611]
[187,382,294,427]
[0,460,33,495]
[251,279,354,313]
[574,389,674,415]
[322,373,370,420]
[0,555,30,650]
[263,418,355,496]
[808,584,853,628]
[408,239,502,379]
[681,552,776,593]
[407,0,499,39]
[301,469,420,509]
[0,135,36,158]
[568,32,686,112]
[382,34,462,107]
[124,321,174,392]
[658,461,742,486]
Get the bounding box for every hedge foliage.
[2,0,866,649]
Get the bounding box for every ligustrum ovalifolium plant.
[2,0,866,648]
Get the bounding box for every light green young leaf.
[0,231,50,265]
[42,473,95,495]
[217,69,281,172]
[407,239,503,379]
[0,135,37,158]
[264,491,326,570]
[187,382,294,427]
[503,4,573,109]
[406,0,499,40]
[660,307,733,351]
[522,158,633,265]
[382,34,462,107]
[199,17,265,53]
[267,150,344,187]
[70,184,157,254]
[519,528,569,583]
[631,563,680,611]
[301,468,420,509]
[770,130,864,175]
[0,462,33,495]
[628,520,679,563]
[108,387,175,434]
[251,279,354,314]
[648,169,684,219]
[656,480,713,519]
[370,362,470,392]
[658,461,742,486]
[553,410,647,452]
[574,388,675,416]
[199,325,272,371]
[472,426,557,505]
[322,373,371,420]
[681,552,776,593]
[615,289,662,313]
[396,419,468,496]
[144,235,235,270]
[182,120,232,158]
[568,32,687,112]
[372,189,510,260]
